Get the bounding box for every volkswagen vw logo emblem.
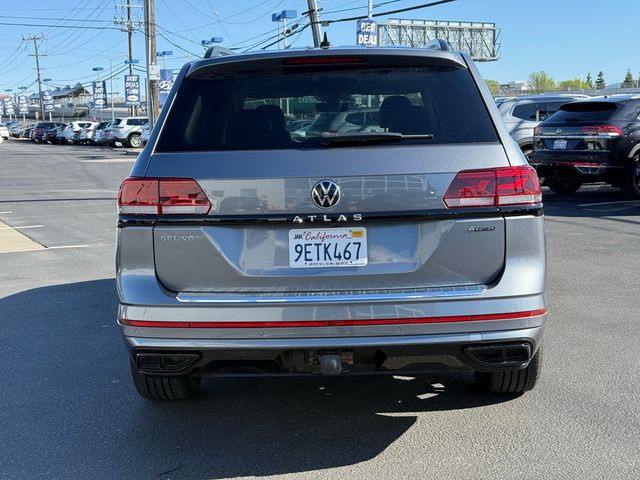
[311,180,340,209]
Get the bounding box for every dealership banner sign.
[4,98,15,115]
[158,69,174,107]
[356,20,377,46]
[43,90,54,112]
[18,95,29,114]
[124,75,140,106]
[92,81,107,109]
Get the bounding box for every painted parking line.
[79,158,135,163]
[0,225,44,230]
[0,220,44,253]
[0,244,91,254]
[578,200,640,207]
[0,211,13,214]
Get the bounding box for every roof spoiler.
[203,46,235,59]
[425,39,453,52]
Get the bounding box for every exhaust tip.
[135,352,200,374]
[464,343,532,367]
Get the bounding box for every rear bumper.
[529,151,624,180]
[123,324,545,376]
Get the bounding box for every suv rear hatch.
[138,52,523,294]
[533,101,622,154]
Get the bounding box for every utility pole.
[114,1,140,115]
[306,0,323,48]
[144,0,159,127]
[24,34,45,120]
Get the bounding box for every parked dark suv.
[497,94,588,160]
[529,95,640,197]
[117,42,547,400]
[33,122,64,142]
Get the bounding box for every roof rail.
[425,39,453,52]
[203,46,235,59]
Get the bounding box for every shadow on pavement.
[0,279,518,479]
[542,185,640,219]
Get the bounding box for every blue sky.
[1,0,638,95]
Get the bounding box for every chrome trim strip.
[176,286,487,305]
[124,325,545,350]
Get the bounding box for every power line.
[0,22,122,30]
[320,0,457,24]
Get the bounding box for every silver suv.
[497,94,588,159]
[117,43,547,400]
[108,116,148,148]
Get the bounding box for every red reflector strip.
[569,162,601,166]
[283,56,366,65]
[120,309,547,328]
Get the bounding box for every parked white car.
[78,122,100,144]
[140,122,150,145]
[0,123,9,140]
[92,121,112,145]
[61,121,93,144]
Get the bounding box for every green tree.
[484,79,501,96]
[622,69,634,88]
[528,71,556,92]
[586,72,593,88]
[595,71,606,90]
[557,78,590,91]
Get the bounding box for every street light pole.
[272,10,297,50]
[157,50,173,69]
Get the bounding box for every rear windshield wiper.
[320,131,434,147]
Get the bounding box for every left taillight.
[117,178,211,215]
[444,165,542,208]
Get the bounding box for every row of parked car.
[497,93,640,199]
[0,117,150,148]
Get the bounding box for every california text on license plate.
[288,228,368,268]
[553,139,568,149]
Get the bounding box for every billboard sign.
[124,75,140,106]
[356,20,377,47]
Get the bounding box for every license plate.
[288,228,368,268]
[553,139,568,150]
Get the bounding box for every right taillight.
[117,177,211,215]
[580,124,623,136]
[444,166,541,208]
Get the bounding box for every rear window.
[156,66,498,151]
[548,102,619,122]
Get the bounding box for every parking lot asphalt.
[1,139,639,479]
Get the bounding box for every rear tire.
[128,134,142,148]
[545,177,581,194]
[621,155,640,199]
[129,361,200,400]
[475,344,543,394]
